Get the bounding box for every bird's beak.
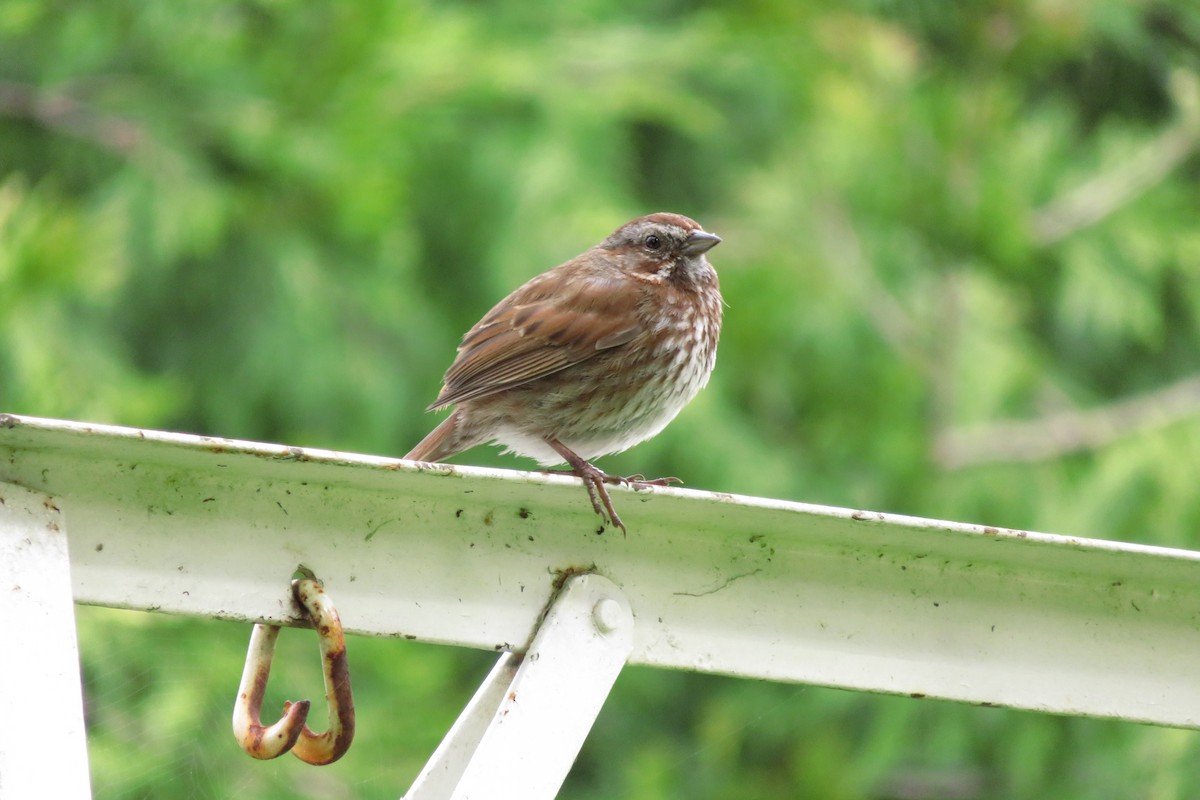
[682,230,721,256]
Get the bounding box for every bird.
[405,212,722,533]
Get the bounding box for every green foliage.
[5,0,1200,797]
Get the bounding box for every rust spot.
[48,521,59,533]
[483,511,494,526]
[983,527,999,535]
[550,564,598,592]
[518,507,532,519]
[43,498,60,513]
[508,691,518,702]
[404,634,417,640]
[850,510,869,521]
[910,692,926,699]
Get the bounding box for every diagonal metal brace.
[405,573,634,800]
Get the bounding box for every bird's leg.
[544,438,626,534]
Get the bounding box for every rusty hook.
[232,624,311,759]
[232,572,356,765]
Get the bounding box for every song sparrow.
[405,212,722,532]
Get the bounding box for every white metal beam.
[3,413,1200,728]
[405,573,634,799]
[0,482,93,798]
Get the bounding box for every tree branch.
[813,201,934,375]
[933,374,1200,469]
[1030,70,1200,246]
[0,80,143,157]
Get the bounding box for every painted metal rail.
[3,414,1199,797]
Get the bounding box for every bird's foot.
[541,464,624,533]
[543,442,632,534]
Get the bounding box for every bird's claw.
[542,441,688,534]
[576,464,626,535]
[608,474,682,489]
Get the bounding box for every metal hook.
[232,624,312,759]
[288,575,356,765]
[232,572,356,765]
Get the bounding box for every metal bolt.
[592,597,623,633]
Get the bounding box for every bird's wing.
[430,263,644,409]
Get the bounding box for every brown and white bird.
[405,212,722,532]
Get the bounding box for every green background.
[4,0,1200,796]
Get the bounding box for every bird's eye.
[644,234,663,251]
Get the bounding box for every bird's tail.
[405,410,467,463]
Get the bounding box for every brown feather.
[430,260,645,410]
[404,409,464,462]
